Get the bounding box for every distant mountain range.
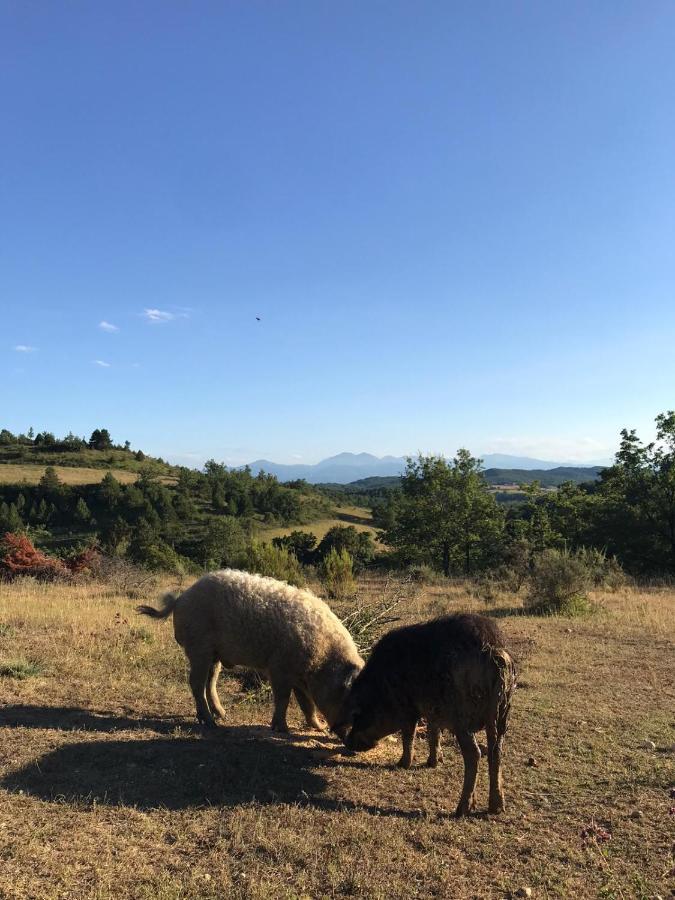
[246,452,609,484]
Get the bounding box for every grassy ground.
[258,505,380,543]
[0,464,140,486]
[0,573,673,899]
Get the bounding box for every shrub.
[0,532,69,581]
[320,548,357,600]
[524,547,595,615]
[272,530,317,565]
[406,563,447,586]
[316,526,375,573]
[64,546,102,576]
[237,541,305,587]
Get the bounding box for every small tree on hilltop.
[88,428,113,451]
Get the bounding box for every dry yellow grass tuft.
[0,573,673,898]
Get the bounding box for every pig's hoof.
[271,722,290,733]
[397,757,412,769]
[426,757,439,768]
[488,797,505,814]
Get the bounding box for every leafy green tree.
[238,541,305,586]
[591,411,675,573]
[320,548,357,600]
[97,472,122,508]
[34,431,56,446]
[98,516,132,555]
[0,502,24,533]
[126,518,187,572]
[63,431,86,450]
[0,429,15,445]
[272,531,317,565]
[316,525,375,572]
[383,451,504,575]
[200,516,247,569]
[39,466,62,494]
[35,498,51,525]
[88,428,113,450]
[74,497,92,526]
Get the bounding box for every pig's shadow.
[1,706,467,820]
[1,727,334,811]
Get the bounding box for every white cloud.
[14,345,36,352]
[99,320,119,332]
[142,307,190,324]
[93,359,111,367]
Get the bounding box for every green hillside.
[0,427,335,571]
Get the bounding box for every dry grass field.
[0,465,140,486]
[0,572,673,899]
[258,505,381,543]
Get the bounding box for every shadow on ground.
[0,706,470,820]
[1,724,338,811]
[0,704,187,734]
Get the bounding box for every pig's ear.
[343,663,360,690]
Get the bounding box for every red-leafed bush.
[0,533,103,581]
[64,546,102,576]
[0,532,69,581]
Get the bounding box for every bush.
[406,563,447,586]
[272,530,317,565]
[316,526,375,573]
[0,532,69,581]
[320,548,357,600]
[237,541,305,587]
[524,547,595,615]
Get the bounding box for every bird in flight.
[256,316,261,321]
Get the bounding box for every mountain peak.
[244,451,603,484]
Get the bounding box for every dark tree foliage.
[272,530,318,565]
[88,429,113,451]
[316,525,375,572]
[381,452,504,575]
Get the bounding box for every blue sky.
[3,2,675,466]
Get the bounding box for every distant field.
[0,465,139,486]
[258,504,381,542]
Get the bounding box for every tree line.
[373,411,675,577]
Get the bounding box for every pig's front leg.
[397,720,418,768]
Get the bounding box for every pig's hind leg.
[207,660,227,721]
[454,730,480,816]
[293,687,324,731]
[426,723,443,768]
[185,645,217,728]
